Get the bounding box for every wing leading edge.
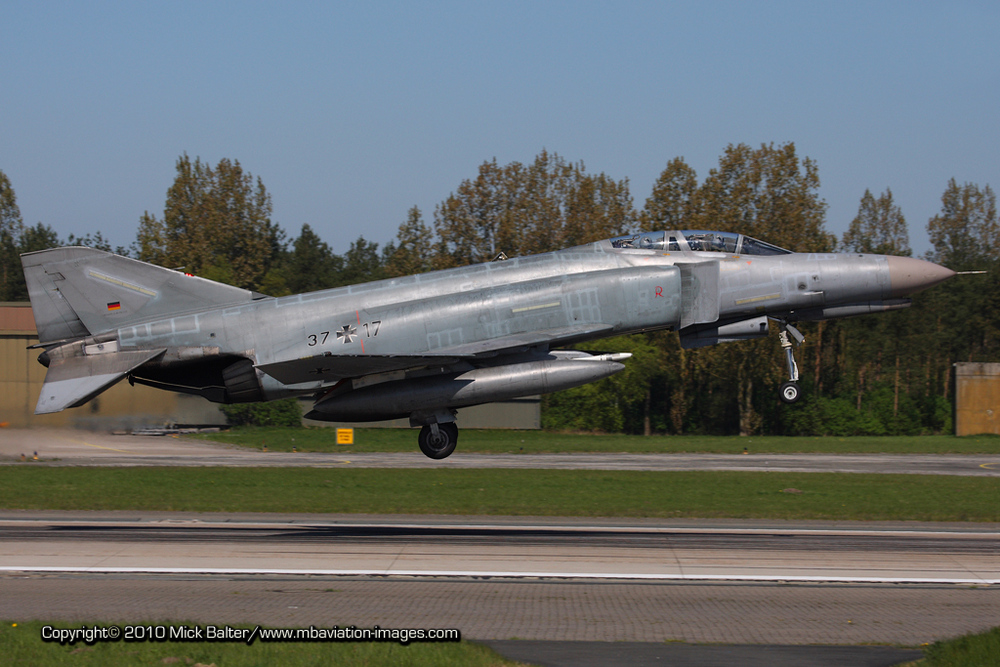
[255,353,462,385]
[254,323,616,386]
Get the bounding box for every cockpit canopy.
[609,230,791,256]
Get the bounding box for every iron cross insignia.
[336,324,357,344]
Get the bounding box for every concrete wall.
[955,362,1000,436]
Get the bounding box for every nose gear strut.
[772,319,804,404]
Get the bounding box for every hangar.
[954,363,1000,436]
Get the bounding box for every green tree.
[0,170,25,300]
[693,142,834,252]
[830,188,913,424]
[3,222,61,301]
[433,157,510,267]
[221,397,302,427]
[18,222,60,252]
[916,179,999,401]
[926,179,998,270]
[284,224,343,293]
[841,188,911,256]
[562,168,635,248]
[0,172,63,301]
[384,206,434,278]
[684,143,833,433]
[543,336,664,434]
[135,154,282,290]
[433,150,634,267]
[782,180,1000,436]
[338,236,384,286]
[65,231,131,256]
[640,157,698,231]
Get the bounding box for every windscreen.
[608,230,791,255]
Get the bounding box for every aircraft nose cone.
[886,255,956,297]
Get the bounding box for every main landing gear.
[418,423,458,459]
[775,319,805,404]
[415,412,459,459]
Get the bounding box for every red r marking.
[655,286,663,297]
[356,310,365,354]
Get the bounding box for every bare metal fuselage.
[22,232,953,456]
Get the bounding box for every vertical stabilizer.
[20,247,260,343]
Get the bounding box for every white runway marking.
[2,565,997,585]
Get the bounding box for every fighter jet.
[21,229,954,458]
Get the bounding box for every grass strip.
[911,625,1000,666]
[0,621,521,667]
[196,427,1000,455]
[0,467,997,521]
[5,620,1000,667]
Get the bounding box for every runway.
[2,513,998,584]
[2,430,998,663]
[1,429,997,475]
[1,512,998,649]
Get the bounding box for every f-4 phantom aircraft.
[22,229,954,458]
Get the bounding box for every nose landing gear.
[774,320,804,404]
[779,380,801,404]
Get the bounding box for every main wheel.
[779,381,801,404]
[418,423,458,459]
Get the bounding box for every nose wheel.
[774,319,804,404]
[780,381,801,404]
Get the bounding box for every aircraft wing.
[437,323,615,356]
[256,323,615,386]
[255,353,462,385]
[35,348,167,414]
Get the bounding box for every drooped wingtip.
[886,256,956,297]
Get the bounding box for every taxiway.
[0,429,997,475]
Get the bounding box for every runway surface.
[1,428,998,475]
[1,512,998,649]
[2,513,998,584]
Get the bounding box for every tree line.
[1,145,995,435]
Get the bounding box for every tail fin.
[20,247,260,344]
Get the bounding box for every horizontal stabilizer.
[35,348,166,414]
[256,353,461,385]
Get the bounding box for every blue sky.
[2,1,996,257]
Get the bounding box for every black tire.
[779,381,801,404]
[418,423,458,459]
